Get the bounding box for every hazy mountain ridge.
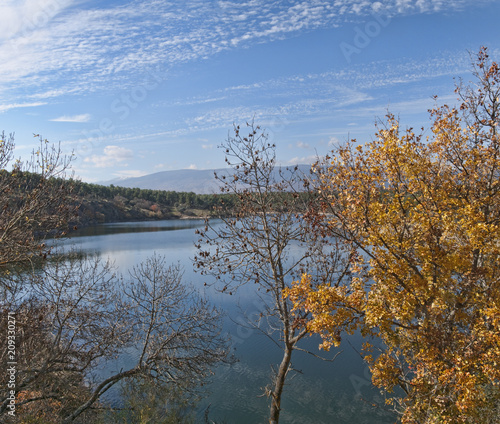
[101,165,313,194]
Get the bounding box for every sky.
[1,0,500,183]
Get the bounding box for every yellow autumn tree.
[287,47,500,423]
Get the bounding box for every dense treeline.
[3,169,240,226]
[70,179,239,226]
[7,170,312,228]
[71,179,234,210]
[6,168,237,209]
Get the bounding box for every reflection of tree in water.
[71,220,205,238]
[1,233,229,421]
[204,359,395,424]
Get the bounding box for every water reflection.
[71,219,206,238]
[61,220,395,424]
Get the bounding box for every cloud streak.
[0,0,492,102]
[50,113,91,123]
[0,101,46,112]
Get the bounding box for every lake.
[63,219,396,424]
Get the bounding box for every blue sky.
[1,0,499,182]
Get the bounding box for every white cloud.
[50,113,91,123]
[104,145,133,159]
[187,164,198,170]
[0,101,46,112]
[84,145,134,168]
[0,0,72,41]
[113,169,148,178]
[30,87,81,99]
[371,2,384,13]
[0,0,487,101]
[177,49,472,133]
[283,155,318,166]
[328,136,339,146]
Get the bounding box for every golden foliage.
[288,47,500,422]
[17,390,63,423]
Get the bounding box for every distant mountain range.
[101,165,313,194]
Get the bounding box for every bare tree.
[0,253,126,423]
[0,253,229,423]
[194,122,350,424]
[64,255,228,423]
[0,132,76,273]
[0,132,228,422]
[0,132,76,261]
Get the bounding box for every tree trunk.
[269,343,292,424]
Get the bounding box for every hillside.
[101,168,229,194]
[5,165,313,230]
[70,179,236,227]
[101,165,312,194]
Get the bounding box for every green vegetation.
[72,179,233,211]
[70,178,238,225]
[1,168,238,227]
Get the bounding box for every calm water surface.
[63,220,395,424]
